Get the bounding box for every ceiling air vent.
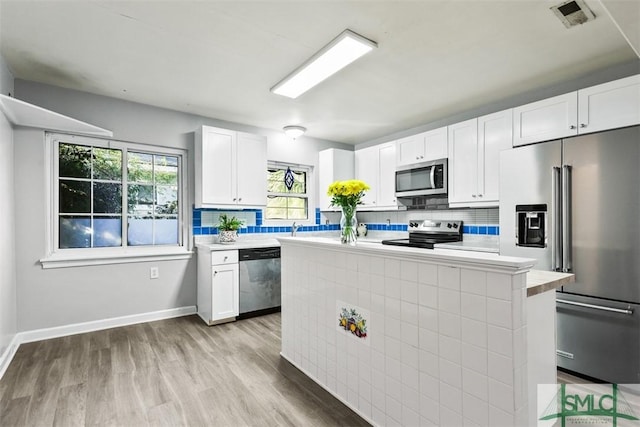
[551,0,595,28]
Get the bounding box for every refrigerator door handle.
[557,299,634,315]
[562,165,572,272]
[553,166,563,271]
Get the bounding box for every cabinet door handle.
[223,256,228,261]
[232,198,237,202]
[472,194,477,198]
[478,194,483,197]
[416,156,420,160]
[580,123,586,128]
[214,271,218,276]
[238,198,242,202]
[569,125,576,130]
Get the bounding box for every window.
[43,133,190,267]
[266,163,309,220]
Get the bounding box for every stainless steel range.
[381,220,463,249]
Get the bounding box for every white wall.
[13,79,350,332]
[0,54,17,367]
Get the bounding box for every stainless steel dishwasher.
[238,247,281,318]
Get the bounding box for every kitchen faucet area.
[0,1,639,426]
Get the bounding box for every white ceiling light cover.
[271,29,377,99]
[283,125,307,138]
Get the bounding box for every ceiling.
[0,1,638,145]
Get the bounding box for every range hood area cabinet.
[318,148,354,211]
[396,126,448,166]
[448,109,513,208]
[355,141,398,210]
[195,125,267,209]
[513,74,640,147]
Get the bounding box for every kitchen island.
[277,237,573,427]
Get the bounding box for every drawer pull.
[557,299,633,315]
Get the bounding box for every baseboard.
[19,306,197,344]
[0,334,21,381]
[0,306,196,381]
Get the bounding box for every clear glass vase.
[340,206,357,245]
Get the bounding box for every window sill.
[40,247,194,269]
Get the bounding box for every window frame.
[263,161,315,226]
[41,133,192,269]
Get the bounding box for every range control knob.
[453,223,458,229]
[447,223,452,228]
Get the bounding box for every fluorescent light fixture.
[283,125,306,138]
[271,29,377,99]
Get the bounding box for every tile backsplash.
[193,207,499,237]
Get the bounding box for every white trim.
[44,133,192,263]
[40,248,193,269]
[0,334,21,380]
[0,306,197,381]
[19,306,197,344]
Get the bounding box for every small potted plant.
[217,214,244,243]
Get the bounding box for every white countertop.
[195,238,280,251]
[277,236,536,273]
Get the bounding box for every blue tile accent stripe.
[463,225,500,235]
[193,207,500,237]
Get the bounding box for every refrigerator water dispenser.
[516,204,547,248]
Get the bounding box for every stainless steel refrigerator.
[499,125,640,384]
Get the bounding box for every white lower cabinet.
[197,249,239,325]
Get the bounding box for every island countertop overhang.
[277,237,575,297]
[277,236,536,274]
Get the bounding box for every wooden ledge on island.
[526,269,575,297]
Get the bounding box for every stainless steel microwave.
[395,159,447,198]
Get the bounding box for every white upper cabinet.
[236,132,268,206]
[378,143,398,207]
[448,109,513,207]
[318,148,354,211]
[513,74,640,146]
[396,126,448,166]
[477,109,513,202]
[578,74,640,134]
[513,92,578,147]
[195,125,267,208]
[448,118,478,205]
[355,142,399,210]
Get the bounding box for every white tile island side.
[277,237,573,427]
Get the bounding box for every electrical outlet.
[150,267,159,279]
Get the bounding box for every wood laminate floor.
[0,313,370,427]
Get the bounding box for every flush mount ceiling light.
[271,29,377,99]
[283,125,306,139]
